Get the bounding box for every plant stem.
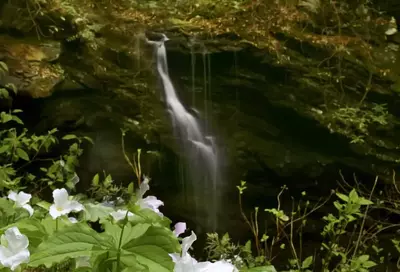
[352,176,378,258]
[55,217,59,231]
[238,192,261,256]
[116,212,128,272]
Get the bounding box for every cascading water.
[146,34,220,231]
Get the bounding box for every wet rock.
[0,35,64,97]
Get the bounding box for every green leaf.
[83,136,94,144]
[1,112,12,123]
[16,148,29,161]
[127,182,134,194]
[363,260,377,268]
[336,192,349,202]
[28,223,113,268]
[357,255,370,262]
[130,206,171,227]
[302,256,313,269]
[349,189,359,202]
[359,198,373,205]
[123,225,180,272]
[92,174,99,186]
[0,62,8,72]
[6,83,17,94]
[0,145,9,154]
[82,203,114,223]
[12,115,23,125]
[62,134,78,140]
[36,201,51,211]
[104,222,150,249]
[243,266,277,272]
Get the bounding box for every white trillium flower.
[49,188,84,219]
[173,222,187,237]
[205,260,239,272]
[8,191,34,216]
[0,227,30,271]
[110,209,135,221]
[170,231,239,272]
[170,231,201,272]
[136,176,164,216]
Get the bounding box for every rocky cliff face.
[1,0,400,231]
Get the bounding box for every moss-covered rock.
[1,0,400,190]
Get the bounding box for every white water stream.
[147,34,219,231]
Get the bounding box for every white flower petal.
[173,222,187,237]
[22,204,34,217]
[2,248,30,271]
[173,254,199,272]
[49,204,63,219]
[0,245,12,260]
[110,209,134,221]
[7,191,17,202]
[68,217,78,224]
[169,253,180,263]
[16,192,31,206]
[53,188,69,208]
[137,195,164,216]
[138,178,150,199]
[142,196,164,209]
[194,261,214,271]
[181,231,197,257]
[0,227,30,271]
[205,260,238,272]
[5,227,29,252]
[65,200,84,213]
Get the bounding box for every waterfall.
[146,34,219,231]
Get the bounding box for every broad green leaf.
[104,222,150,249]
[349,189,359,202]
[29,223,113,268]
[92,174,99,186]
[82,203,114,223]
[36,200,51,211]
[16,148,29,161]
[62,134,78,140]
[336,192,349,202]
[127,182,134,194]
[0,145,9,154]
[243,265,277,272]
[91,250,117,272]
[41,216,84,235]
[83,136,94,144]
[302,256,313,269]
[363,260,377,268]
[123,225,179,272]
[130,206,171,227]
[0,112,12,123]
[359,198,373,205]
[357,255,370,262]
[120,255,147,271]
[12,115,23,125]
